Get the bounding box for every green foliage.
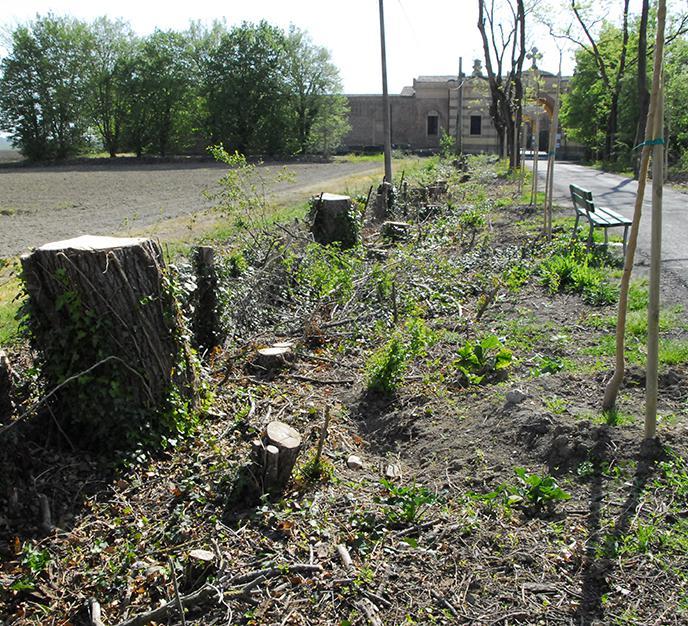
[472,468,570,515]
[512,467,571,510]
[452,334,512,385]
[11,543,51,591]
[297,451,335,483]
[531,355,564,377]
[365,336,408,394]
[0,15,96,159]
[377,478,437,526]
[0,17,349,159]
[560,21,638,161]
[539,245,617,306]
[295,243,360,303]
[405,316,435,358]
[439,129,456,159]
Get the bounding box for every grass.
[334,153,385,163]
[0,266,22,347]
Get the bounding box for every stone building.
[343,64,584,159]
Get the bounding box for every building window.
[470,115,482,135]
[427,114,439,136]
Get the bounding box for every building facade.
[343,67,584,159]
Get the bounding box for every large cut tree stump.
[20,235,198,448]
[252,421,302,494]
[310,193,360,248]
[0,349,14,420]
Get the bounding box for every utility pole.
[379,0,393,183]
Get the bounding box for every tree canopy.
[0,16,350,160]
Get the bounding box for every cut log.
[20,235,198,449]
[310,193,360,248]
[381,221,412,243]
[191,245,220,352]
[0,349,14,419]
[255,346,293,370]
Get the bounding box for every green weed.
[377,478,437,526]
[452,334,512,385]
[365,336,408,394]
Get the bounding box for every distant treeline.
[0,16,351,161]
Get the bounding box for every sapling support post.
[645,49,666,438]
[602,0,666,418]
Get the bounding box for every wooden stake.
[646,66,665,439]
[603,0,666,414]
[531,116,540,208]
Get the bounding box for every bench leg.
[622,225,629,257]
[587,221,594,249]
[572,213,581,242]
[604,228,609,247]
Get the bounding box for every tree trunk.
[21,235,198,448]
[603,0,666,413]
[633,0,651,179]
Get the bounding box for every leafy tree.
[137,30,197,156]
[0,15,94,160]
[307,94,350,156]
[665,36,688,166]
[203,21,292,155]
[87,17,134,157]
[283,27,348,154]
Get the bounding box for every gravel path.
[0,159,382,257]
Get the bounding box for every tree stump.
[310,193,360,248]
[0,349,14,420]
[252,421,302,494]
[20,235,198,448]
[254,345,293,371]
[191,245,220,353]
[374,182,393,222]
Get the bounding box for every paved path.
[532,161,688,293]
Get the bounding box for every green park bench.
[570,184,632,254]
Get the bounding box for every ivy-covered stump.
[310,193,360,248]
[20,235,199,449]
[0,349,14,420]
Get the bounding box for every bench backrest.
[570,184,595,214]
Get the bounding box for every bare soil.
[1,162,687,625]
[0,159,382,257]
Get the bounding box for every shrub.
[365,336,409,393]
[539,248,617,306]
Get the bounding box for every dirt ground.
[0,158,382,258]
[2,158,688,625]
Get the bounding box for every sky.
[0,0,579,94]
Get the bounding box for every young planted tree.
[477,0,527,168]
[602,0,667,419]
